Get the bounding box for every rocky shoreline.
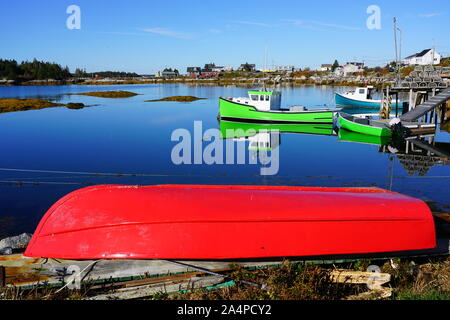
[0,75,397,88]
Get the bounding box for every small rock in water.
[0,247,13,255]
[0,233,33,250]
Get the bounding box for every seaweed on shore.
[0,99,86,114]
[145,96,206,103]
[70,91,138,98]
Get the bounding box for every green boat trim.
[219,97,338,124]
[337,112,392,137]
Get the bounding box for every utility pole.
[393,18,401,84]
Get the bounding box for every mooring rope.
[0,167,182,177]
[0,180,93,186]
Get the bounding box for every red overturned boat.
[25,185,436,260]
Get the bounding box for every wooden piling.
[443,100,450,120]
[0,266,5,288]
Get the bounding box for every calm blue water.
[0,84,449,237]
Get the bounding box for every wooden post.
[395,92,399,117]
[0,266,5,288]
[409,89,413,112]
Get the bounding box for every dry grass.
[1,257,448,300]
[167,261,364,301]
[380,257,450,300]
[165,257,450,301]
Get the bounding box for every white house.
[334,62,364,76]
[276,66,295,72]
[403,49,441,66]
[156,70,179,78]
[317,64,332,72]
[212,66,233,72]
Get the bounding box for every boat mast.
[264,46,268,72]
[431,39,435,67]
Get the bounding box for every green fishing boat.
[337,112,392,137]
[338,128,392,146]
[219,90,338,124]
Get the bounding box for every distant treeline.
[0,59,71,81]
[0,59,141,82]
[73,69,140,78]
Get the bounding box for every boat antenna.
[262,79,267,92]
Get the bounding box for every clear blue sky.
[1,0,449,74]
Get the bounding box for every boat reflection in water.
[338,128,392,146]
[219,121,335,140]
[380,134,450,176]
[219,120,450,178]
[219,120,336,174]
[339,126,450,176]
[219,120,335,149]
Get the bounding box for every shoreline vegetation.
[1,57,449,89]
[0,78,394,88]
[146,96,206,103]
[0,99,86,113]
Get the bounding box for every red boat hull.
[24,185,436,260]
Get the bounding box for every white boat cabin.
[230,91,282,111]
[343,86,376,101]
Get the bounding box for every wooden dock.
[400,88,450,122]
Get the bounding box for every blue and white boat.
[335,86,401,109]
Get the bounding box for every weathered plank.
[3,259,282,288]
[330,269,390,288]
[87,276,226,300]
[0,254,45,267]
[346,288,393,300]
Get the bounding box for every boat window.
[260,95,264,101]
[251,95,258,101]
[265,95,270,101]
[359,89,365,94]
